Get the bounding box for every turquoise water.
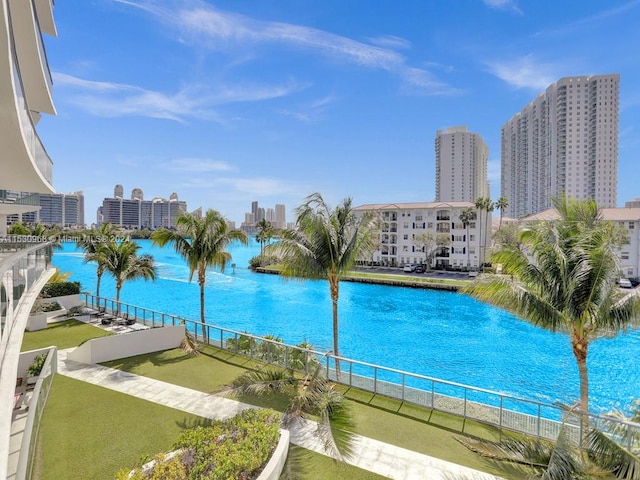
[52,239,640,413]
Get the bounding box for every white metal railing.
[15,347,57,480]
[81,293,640,446]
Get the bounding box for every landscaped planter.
[132,429,289,480]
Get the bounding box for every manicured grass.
[345,271,469,287]
[103,346,524,479]
[283,446,389,480]
[21,318,112,352]
[34,375,213,480]
[27,322,522,479]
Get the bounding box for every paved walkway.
[57,349,502,480]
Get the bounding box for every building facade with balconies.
[501,74,619,218]
[0,1,58,478]
[435,126,489,203]
[354,202,491,270]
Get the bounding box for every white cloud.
[486,54,559,90]
[119,0,458,96]
[482,0,522,14]
[52,72,302,122]
[278,94,336,123]
[162,158,234,172]
[366,35,412,50]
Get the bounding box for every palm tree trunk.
[199,266,208,343]
[96,269,103,298]
[329,273,341,382]
[115,282,121,315]
[572,334,589,444]
[466,226,470,268]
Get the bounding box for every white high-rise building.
[435,126,489,203]
[501,74,619,218]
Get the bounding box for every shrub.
[120,409,280,480]
[27,353,48,377]
[31,301,62,313]
[40,281,81,298]
[248,255,279,270]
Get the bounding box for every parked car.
[468,270,479,278]
[618,278,633,289]
[414,265,426,273]
[403,264,415,272]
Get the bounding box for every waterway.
[52,239,640,414]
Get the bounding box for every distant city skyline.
[37,1,640,224]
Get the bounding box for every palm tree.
[459,207,475,269]
[100,240,156,307]
[268,193,375,378]
[474,196,493,267]
[495,196,509,230]
[151,210,248,335]
[255,218,274,264]
[220,361,355,462]
[77,222,118,297]
[463,197,640,417]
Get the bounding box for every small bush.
[40,281,81,298]
[121,409,280,480]
[31,301,62,314]
[248,255,279,270]
[27,352,48,377]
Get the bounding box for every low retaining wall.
[258,429,289,480]
[67,325,185,364]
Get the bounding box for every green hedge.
[40,281,81,298]
[118,409,281,480]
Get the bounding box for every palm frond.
[587,424,640,479]
[218,367,296,398]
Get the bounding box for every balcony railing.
[80,293,640,447]
[8,14,53,186]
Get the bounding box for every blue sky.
[39,0,640,225]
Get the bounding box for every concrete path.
[57,349,502,480]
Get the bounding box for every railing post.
[349,361,353,387]
[499,396,504,429]
[537,404,541,439]
[374,367,378,394]
[402,374,405,402]
[463,389,467,419]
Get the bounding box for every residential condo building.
[99,186,187,229]
[354,202,492,269]
[0,1,59,478]
[20,191,85,228]
[501,74,619,218]
[523,206,640,278]
[435,126,489,203]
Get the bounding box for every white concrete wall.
[258,429,289,480]
[50,294,82,310]
[67,326,185,364]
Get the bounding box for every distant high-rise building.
[114,184,124,198]
[435,126,489,203]
[131,188,143,201]
[100,185,186,229]
[21,191,85,228]
[266,208,275,223]
[256,207,265,223]
[501,74,619,218]
[275,204,286,229]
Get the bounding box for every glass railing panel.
[8,19,53,185]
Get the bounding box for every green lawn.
[29,322,527,479]
[103,346,524,479]
[21,318,112,352]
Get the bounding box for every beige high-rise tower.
[435,126,489,203]
[501,74,619,218]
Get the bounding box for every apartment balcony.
[7,0,56,115]
[0,3,55,195]
[436,215,450,221]
[0,240,54,479]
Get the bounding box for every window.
[403,234,408,240]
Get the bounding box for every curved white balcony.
[0,3,54,194]
[8,0,55,115]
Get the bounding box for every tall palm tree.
[77,222,118,297]
[151,210,248,332]
[268,193,375,378]
[100,240,156,306]
[464,197,640,416]
[474,196,493,267]
[459,207,475,269]
[255,218,274,263]
[495,196,509,230]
